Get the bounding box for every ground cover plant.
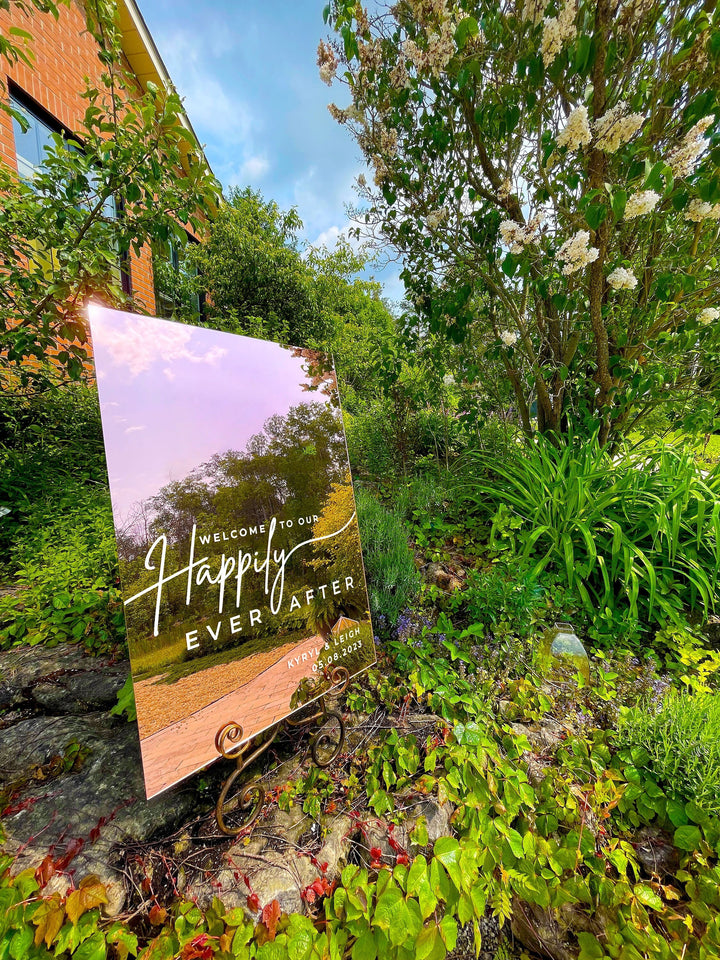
[2,0,720,957]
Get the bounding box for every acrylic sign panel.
[88,305,375,798]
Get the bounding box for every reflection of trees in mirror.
[117,400,359,677]
[290,347,338,404]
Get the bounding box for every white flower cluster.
[500,330,518,346]
[357,173,367,188]
[358,39,383,72]
[403,18,456,78]
[557,105,591,152]
[593,102,645,154]
[427,206,450,229]
[684,198,720,222]
[523,0,549,25]
[499,216,542,254]
[498,178,512,201]
[557,230,599,275]
[317,41,338,86]
[376,126,399,157]
[607,267,637,290]
[372,157,389,186]
[698,307,720,326]
[443,373,455,386]
[541,0,577,67]
[389,58,410,89]
[624,189,660,220]
[666,115,716,179]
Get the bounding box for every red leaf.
[54,837,84,871]
[246,892,260,912]
[261,899,282,941]
[148,904,167,925]
[35,855,56,887]
[370,847,383,860]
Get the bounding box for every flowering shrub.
[322,0,720,444]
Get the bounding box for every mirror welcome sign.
[88,305,375,798]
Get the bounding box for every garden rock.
[446,915,507,960]
[0,642,125,713]
[0,643,197,916]
[634,826,679,878]
[421,562,463,592]
[510,898,576,960]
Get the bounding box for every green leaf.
[73,931,107,960]
[585,204,607,230]
[577,931,605,959]
[674,825,702,851]
[634,885,663,911]
[454,16,479,50]
[373,887,404,932]
[434,837,462,890]
[352,930,377,960]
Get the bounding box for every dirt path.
[139,634,325,798]
[134,637,308,740]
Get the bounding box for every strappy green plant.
[459,434,720,628]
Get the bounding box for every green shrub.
[0,485,125,653]
[448,562,546,638]
[0,383,107,553]
[459,433,720,631]
[355,488,421,628]
[618,691,720,816]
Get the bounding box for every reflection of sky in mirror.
[89,306,329,520]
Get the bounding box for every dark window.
[10,86,131,295]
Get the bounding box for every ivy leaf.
[373,887,404,933]
[434,837,462,890]
[577,932,605,959]
[261,899,282,941]
[352,930,377,960]
[65,879,108,924]
[73,931,107,960]
[633,884,663,911]
[673,825,702,851]
[415,924,441,960]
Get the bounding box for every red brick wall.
[0,0,157,312]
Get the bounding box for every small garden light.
[541,622,590,683]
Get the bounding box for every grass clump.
[618,691,720,816]
[355,488,421,628]
[459,432,720,632]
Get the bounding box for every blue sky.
[138,0,405,305]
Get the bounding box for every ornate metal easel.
[213,664,350,836]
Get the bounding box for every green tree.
[188,187,326,345]
[323,0,720,445]
[0,0,220,389]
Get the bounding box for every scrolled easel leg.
[216,767,265,836]
[310,706,345,767]
[213,664,351,835]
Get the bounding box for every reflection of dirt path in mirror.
[139,634,325,799]
[135,639,307,740]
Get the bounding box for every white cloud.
[229,154,270,184]
[125,425,146,435]
[92,313,227,378]
[163,367,176,381]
